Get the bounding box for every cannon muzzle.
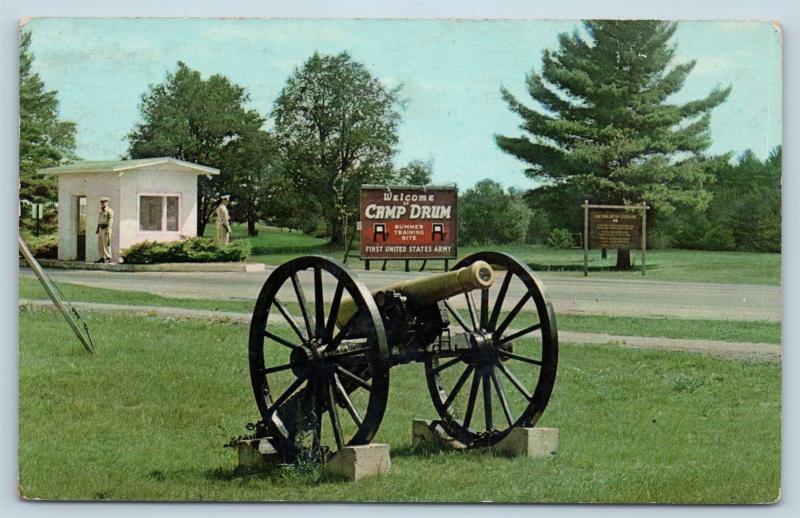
[337,261,494,327]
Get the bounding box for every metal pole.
[18,236,95,353]
[641,202,647,276]
[583,200,589,277]
[365,260,370,271]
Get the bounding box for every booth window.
[139,195,179,232]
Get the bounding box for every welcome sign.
[359,185,458,260]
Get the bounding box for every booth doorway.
[76,196,86,261]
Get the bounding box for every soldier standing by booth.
[216,195,231,244]
[95,197,113,263]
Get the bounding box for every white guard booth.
[40,157,220,263]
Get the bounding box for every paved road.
[21,266,781,322]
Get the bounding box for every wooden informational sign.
[582,201,649,276]
[589,210,642,249]
[359,185,457,260]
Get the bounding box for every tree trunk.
[247,217,258,237]
[601,248,607,259]
[198,219,207,239]
[616,248,631,269]
[328,216,345,246]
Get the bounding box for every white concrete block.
[493,427,559,458]
[324,443,391,481]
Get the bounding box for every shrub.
[121,238,251,264]
[22,234,58,259]
[546,228,575,249]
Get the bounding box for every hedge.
[22,234,58,259]
[121,238,251,264]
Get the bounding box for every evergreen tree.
[497,21,730,267]
[127,62,269,236]
[717,147,781,252]
[397,160,433,186]
[19,31,77,203]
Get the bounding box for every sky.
[23,18,782,190]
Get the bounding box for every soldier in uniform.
[95,197,114,263]
[216,195,231,244]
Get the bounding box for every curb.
[20,259,265,273]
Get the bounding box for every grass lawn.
[18,309,780,503]
[210,224,781,286]
[19,277,782,344]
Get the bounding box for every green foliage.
[272,52,402,244]
[19,202,58,237]
[396,160,433,186]
[523,207,552,245]
[660,147,781,252]
[121,238,250,264]
[21,233,58,259]
[459,180,532,245]
[546,228,575,249]
[127,62,270,236]
[18,31,77,203]
[497,20,731,261]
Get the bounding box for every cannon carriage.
[247,252,558,462]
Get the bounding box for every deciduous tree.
[459,180,531,245]
[272,52,401,244]
[127,62,269,236]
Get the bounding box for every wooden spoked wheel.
[424,251,558,447]
[248,256,390,462]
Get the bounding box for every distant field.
[18,278,781,344]
[206,224,781,286]
[18,309,780,503]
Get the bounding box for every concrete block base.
[493,427,559,458]
[411,419,558,458]
[236,438,286,469]
[323,443,391,481]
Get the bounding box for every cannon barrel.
[337,260,495,327]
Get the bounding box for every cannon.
[247,252,558,461]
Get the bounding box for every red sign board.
[359,185,458,260]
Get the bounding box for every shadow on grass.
[204,463,322,485]
[390,441,494,460]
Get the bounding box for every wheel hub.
[290,340,327,377]
[465,330,497,365]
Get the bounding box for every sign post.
[582,202,650,276]
[583,200,589,277]
[32,203,44,236]
[359,184,458,271]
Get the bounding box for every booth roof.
[38,157,220,176]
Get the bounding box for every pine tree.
[19,31,77,203]
[496,21,730,267]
